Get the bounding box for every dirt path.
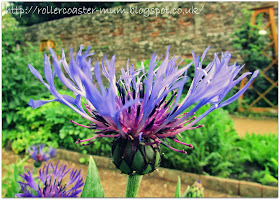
[2,149,238,198]
[231,116,278,137]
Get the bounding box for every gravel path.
[232,116,278,137]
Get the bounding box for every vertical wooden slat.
[268,7,278,60]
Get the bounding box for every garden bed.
[2,148,277,197]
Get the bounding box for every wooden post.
[39,40,55,51]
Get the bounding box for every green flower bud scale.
[112,137,161,175]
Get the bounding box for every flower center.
[36,154,44,162]
[41,178,67,197]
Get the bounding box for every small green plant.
[2,156,29,197]
[252,168,278,185]
[175,177,204,198]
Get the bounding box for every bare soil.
[2,149,238,198]
[231,116,278,137]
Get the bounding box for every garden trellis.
[238,4,278,113]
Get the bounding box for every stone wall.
[24,2,278,67]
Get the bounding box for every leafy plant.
[236,133,278,180]
[161,104,242,177]
[4,91,112,157]
[2,156,29,197]
[2,126,59,154]
[2,14,50,129]
[252,167,278,186]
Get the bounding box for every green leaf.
[80,156,104,197]
[6,113,13,124]
[13,163,18,182]
[182,186,191,197]
[175,176,181,197]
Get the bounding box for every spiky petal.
[28,45,259,153]
[16,162,84,197]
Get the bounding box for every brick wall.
[24,2,278,68]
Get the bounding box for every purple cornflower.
[16,162,84,197]
[28,144,56,162]
[28,45,259,154]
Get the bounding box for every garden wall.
[24,2,278,66]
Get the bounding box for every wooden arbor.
[238,4,278,113]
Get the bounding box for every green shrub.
[237,133,278,182]
[160,104,242,177]
[2,14,50,129]
[238,133,278,166]
[4,91,112,157]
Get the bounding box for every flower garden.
[2,2,278,198]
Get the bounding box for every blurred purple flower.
[16,162,84,197]
[28,45,259,153]
[28,144,56,162]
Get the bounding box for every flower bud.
[183,180,204,198]
[112,137,161,175]
[34,161,42,168]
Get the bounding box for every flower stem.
[125,174,143,197]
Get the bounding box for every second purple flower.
[28,144,56,167]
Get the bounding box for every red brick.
[112,28,124,36]
[152,32,159,37]
[205,13,216,19]
[227,11,233,15]
[149,19,158,24]
[145,26,152,30]
[168,32,176,35]
[87,35,95,41]
[132,38,139,42]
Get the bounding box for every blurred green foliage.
[2,14,50,130]
[237,133,278,185]
[2,156,29,197]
